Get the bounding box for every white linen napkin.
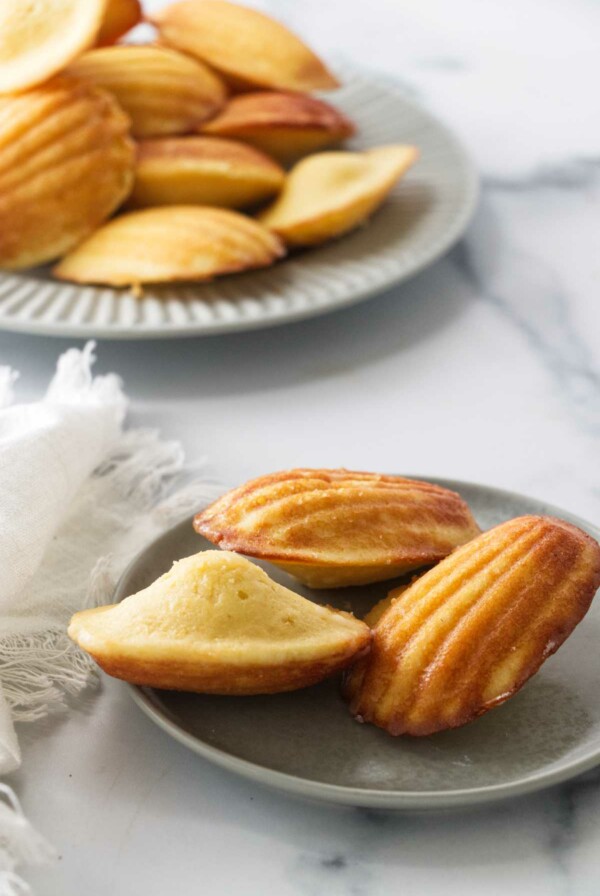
[0,343,217,893]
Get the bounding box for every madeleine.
[194,469,480,589]
[54,206,285,286]
[259,145,418,247]
[0,0,106,94]
[96,0,142,46]
[0,77,134,270]
[130,137,285,210]
[345,516,600,736]
[68,45,226,138]
[151,0,338,93]
[69,551,370,694]
[203,92,356,165]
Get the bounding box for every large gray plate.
[115,479,600,809]
[0,66,478,339]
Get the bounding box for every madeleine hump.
[54,206,285,287]
[194,469,481,588]
[130,137,285,210]
[203,92,356,165]
[0,0,106,94]
[68,45,226,139]
[258,145,418,247]
[69,550,370,694]
[151,0,339,93]
[344,515,600,736]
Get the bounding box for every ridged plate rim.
[0,65,479,339]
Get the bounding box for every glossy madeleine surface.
[96,0,142,46]
[69,550,371,694]
[194,469,481,588]
[203,92,356,164]
[363,585,410,629]
[0,0,106,94]
[345,515,600,736]
[54,205,285,286]
[152,0,339,93]
[0,77,134,270]
[259,145,418,246]
[130,136,285,210]
[68,45,226,138]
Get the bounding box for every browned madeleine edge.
[202,91,355,136]
[193,468,480,565]
[344,514,600,736]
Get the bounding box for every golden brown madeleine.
[202,92,356,165]
[0,77,134,270]
[54,206,285,287]
[151,0,339,93]
[345,515,600,736]
[0,0,106,94]
[259,145,418,247]
[68,45,226,139]
[96,0,142,46]
[69,550,371,694]
[130,137,285,210]
[363,584,411,629]
[194,469,481,588]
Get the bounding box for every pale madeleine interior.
[0,0,106,94]
[260,145,417,232]
[69,550,368,666]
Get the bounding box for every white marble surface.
[2,0,600,891]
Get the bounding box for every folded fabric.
[0,343,216,892]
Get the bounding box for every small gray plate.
[115,479,600,809]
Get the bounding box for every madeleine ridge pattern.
[0,76,134,269]
[345,515,600,736]
[194,470,481,587]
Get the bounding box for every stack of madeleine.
[0,0,418,290]
[69,468,600,737]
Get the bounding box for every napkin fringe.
[0,628,97,723]
[0,344,220,893]
[0,427,216,725]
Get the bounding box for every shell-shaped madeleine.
[345,516,600,736]
[0,77,134,270]
[96,0,142,46]
[130,137,285,210]
[69,550,371,694]
[0,0,106,94]
[194,469,481,589]
[203,92,356,165]
[259,145,418,247]
[54,206,285,286]
[151,0,338,93]
[68,45,227,138]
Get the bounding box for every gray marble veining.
[2,0,599,893]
